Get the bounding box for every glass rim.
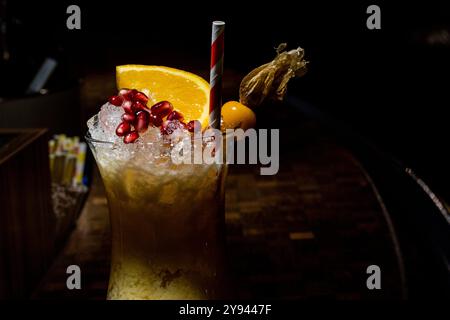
[85,132,115,145]
[85,129,236,145]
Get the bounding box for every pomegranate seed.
[116,121,131,137]
[160,120,171,135]
[119,88,137,101]
[119,88,132,100]
[147,112,163,127]
[109,95,123,106]
[119,88,130,96]
[187,120,202,133]
[161,120,186,135]
[132,101,147,112]
[123,131,139,144]
[128,89,138,100]
[134,92,149,104]
[134,111,149,133]
[122,100,133,114]
[121,113,135,123]
[150,101,173,117]
[167,110,184,121]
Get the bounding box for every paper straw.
[73,142,87,187]
[209,21,225,129]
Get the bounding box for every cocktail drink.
[87,66,227,299]
[85,38,304,299]
[88,134,226,299]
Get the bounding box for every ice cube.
[87,114,108,141]
[166,128,191,145]
[98,102,123,138]
[87,114,98,134]
[132,127,163,163]
[140,126,162,146]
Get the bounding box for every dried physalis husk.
[239,43,308,109]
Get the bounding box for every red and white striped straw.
[209,21,225,129]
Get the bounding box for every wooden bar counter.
[0,129,55,298]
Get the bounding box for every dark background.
[2,0,450,201]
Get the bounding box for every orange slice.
[116,65,210,128]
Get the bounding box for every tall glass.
[86,134,227,300]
